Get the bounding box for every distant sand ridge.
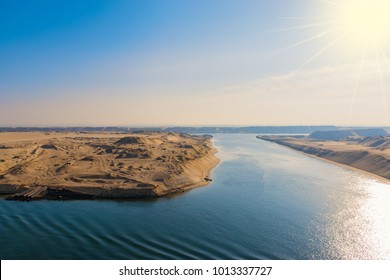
[0,132,219,199]
[258,129,390,181]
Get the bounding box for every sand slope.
[258,135,390,180]
[0,132,219,199]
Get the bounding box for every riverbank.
[257,135,390,181]
[0,132,219,200]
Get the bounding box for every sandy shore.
[0,132,220,199]
[257,135,390,182]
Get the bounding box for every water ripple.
[2,134,390,259]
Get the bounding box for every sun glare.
[336,0,390,47]
[269,0,390,125]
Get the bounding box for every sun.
[335,0,390,48]
[268,0,390,126]
[269,0,390,65]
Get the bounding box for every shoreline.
[257,136,390,184]
[165,148,221,195]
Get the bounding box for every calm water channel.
[1,134,390,259]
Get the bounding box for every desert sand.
[0,132,219,200]
[258,135,390,181]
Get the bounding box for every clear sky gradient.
[1,0,390,126]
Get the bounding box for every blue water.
[1,134,390,259]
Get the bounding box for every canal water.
[1,134,389,259]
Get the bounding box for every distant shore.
[257,135,390,182]
[0,132,220,200]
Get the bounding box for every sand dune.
[0,132,219,199]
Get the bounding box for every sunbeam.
[266,21,337,33]
[269,0,390,125]
[376,46,390,125]
[265,29,337,58]
[290,36,340,76]
[316,0,340,7]
[346,46,366,125]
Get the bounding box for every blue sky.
[1,0,389,126]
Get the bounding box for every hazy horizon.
[2,0,390,126]
[0,124,389,129]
